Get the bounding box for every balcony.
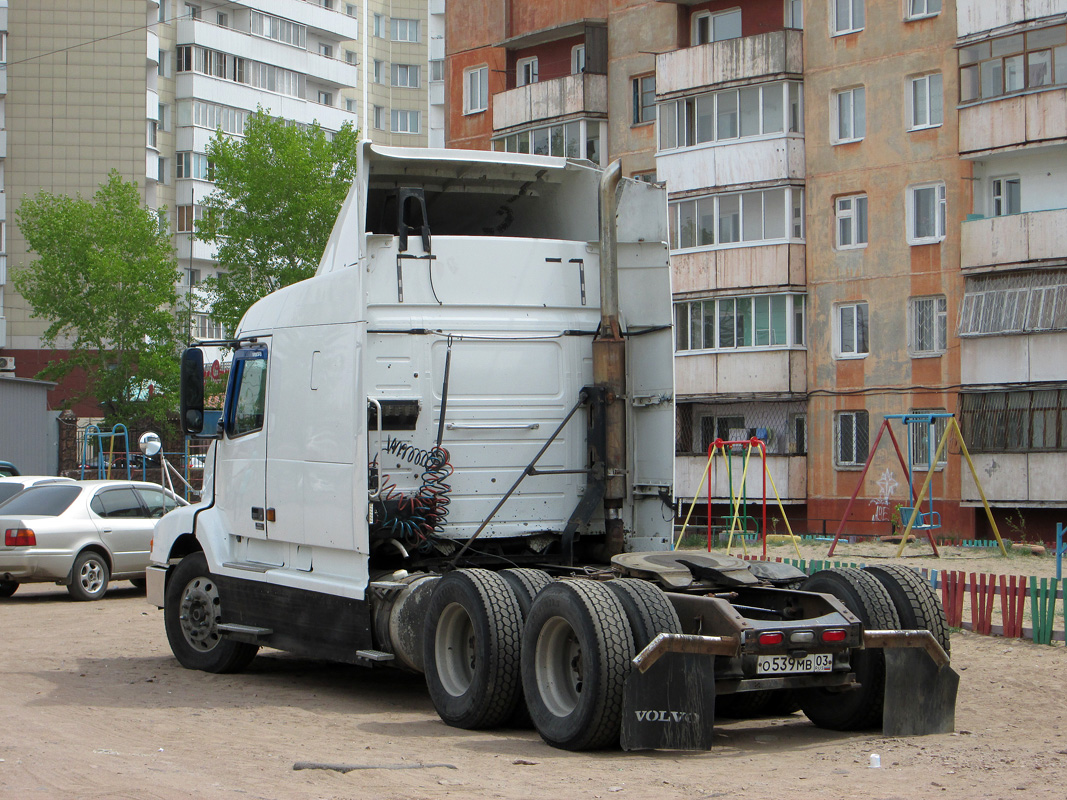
[148,30,159,63]
[0,66,7,96]
[671,244,805,295]
[962,452,1067,507]
[959,88,1067,155]
[493,73,607,132]
[676,454,806,503]
[0,130,7,158]
[676,349,806,397]
[961,208,1067,269]
[656,29,802,99]
[657,137,804,194]
[961,331,1067,385]
[957,0,1067,39]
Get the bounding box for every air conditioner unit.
[0,356,16,372]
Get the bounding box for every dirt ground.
[2,560,1065,800]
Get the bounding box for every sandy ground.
[2,571,1065,800]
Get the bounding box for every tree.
[14,170,182,423]
[197,111,360,333]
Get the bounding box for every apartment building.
[0,0,446,414]
[954,0,1067,541]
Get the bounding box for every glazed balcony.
[492,73,607,132]
[960,88,1067,156]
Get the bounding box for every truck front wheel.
[423,569,524,729]
[521,580,635,751]
[164,552,258,674]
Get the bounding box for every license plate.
[756,653,833,675]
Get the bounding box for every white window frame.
[391,18,419,43]
[833,0,865,35]
[464,65,489,114]
[373,14,384,37]
[908,72,943,130]
[835,194,868,250]
[391,63,420,88]
[908,295,948,356]
[835,410,870,468]
[390,109,420,134]
[318,90,333,106]
[674,293,806,352]
[373,60,384,84]
[572,45,586,75]
[786,0,803,28]
[905,0,941,21]
[907,181,947,245]
[632,74,656,125]
[516,56,538,86]
[835,301,869,358]
[832,86,865,143]
[692,8,742,45]
[319,43,334,58]
[373,105,385,130]
[668,186,805,252]
[991,176,1021,217]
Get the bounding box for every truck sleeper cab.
[149,144,957,751]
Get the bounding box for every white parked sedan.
[0,475,76,506]
[0,480,187,601]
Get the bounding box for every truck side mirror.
[180,348,207,436]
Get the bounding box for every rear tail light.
[822,629,848,643]
[758,632,784,646]
[5,528,37,547]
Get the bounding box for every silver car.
[0,475,76,506]
[0,480,187,601]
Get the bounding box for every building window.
[907,412,949,469]
[430,59,444,81]
[836,410,870,467]
[909,296,947,355]
[178,100,248,136]
[632,75,655,125]
[792,414,807,455]
[216,12,228,26]
[157,157,167,184]
[786,0,803,29]
[345,50,357,65]
[373,106,385,130]
[318,91,333,105]
[157,49,166,77]
[158,103,169,132]
[193,314,226,341]
[176,152,214,181]
[960,388,1067,452]
[185,3,202,20]
[991,177,1021,216]
[907,182,947,244]
[147,120,158,149]
[835,301,869,357]
[659,81,802,150]
[391,64,420,88]
[835,194,868,249]
[373,14,384,37]
[516,56,538,86]
[692,9,742,46]
[249,11,307,48]
[572,45,586,75]
[674,294,806,352]
[391,109,420,134]
[319,43,334,58]
[177,205,202,233]
[632,171,656,183]
[959,269,1067,336]
[909,73,943,129]
[833,86,865,143]
[391,18,419,43]
[345,98,358,113]
[464,65,489,114]
[493,119,603,164]
[668,187,804,251]
[833,0,864,35]
[906,0,941,20]
[346,4,357,17]
[373,60,384,84]
[960,26,1067,103]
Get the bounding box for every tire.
[521,579,635,751]
[863,564,950,656]
[67,550,110,601]
[0,580,18,598]
[423,569,524,730]
[164,552,259,674]
[129,577,147,591]
[499,568,553,618]
[498,568,553,728]
[797,568,900,731]
[605,578,682,649]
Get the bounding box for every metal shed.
[0,376,58,475]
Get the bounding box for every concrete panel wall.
[961,332,1067,385]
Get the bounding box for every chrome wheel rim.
[78,557,106,596]
[179,576,222,652]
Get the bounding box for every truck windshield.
[0,484,82,516]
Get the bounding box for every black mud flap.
[620,652,716,751]
[882,648,959,736]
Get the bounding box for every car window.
[0,484,81,515]
[137,487,179,518]
[90,488,147,519]
[0,484,26,504]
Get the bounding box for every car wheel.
[164,552,258,673]
[67,551,110,601]
[0,579,18,598]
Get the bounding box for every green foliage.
[13,170,182,423]
[197,110,360,333]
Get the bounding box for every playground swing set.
[673,414,1008,561]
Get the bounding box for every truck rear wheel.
[499,568,552,618]
[863,564,950,655]
[164,552,259,674]
[798,568,900,731]
[0,579,18,598]
[605,578,681,649]
[423,569,524,730]
[521,580,635,751]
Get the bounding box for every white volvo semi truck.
[148,143,958,751]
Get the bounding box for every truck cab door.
[216,343,270,540]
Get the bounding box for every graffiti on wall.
[870,468,899,523]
